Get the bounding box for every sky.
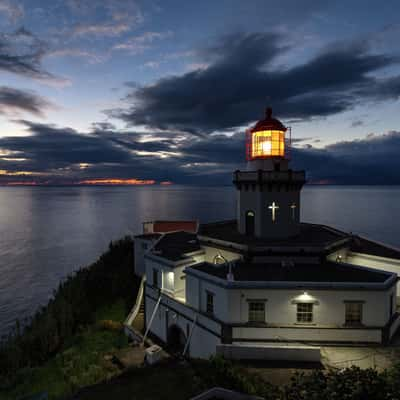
[0,0,400,185]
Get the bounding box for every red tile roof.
[144,220,198,234]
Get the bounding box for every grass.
[0,299,130,400]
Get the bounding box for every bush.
[284,366,392,400]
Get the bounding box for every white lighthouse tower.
[233,108,306,239]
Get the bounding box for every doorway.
[245,211,255,236]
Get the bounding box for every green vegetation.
[0,300,129,400]
[51,355,400,400]
[0,236,140,398]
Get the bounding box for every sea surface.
[1,185,400,337]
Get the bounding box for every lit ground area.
[321,344,400,371]
[242,340,400,387]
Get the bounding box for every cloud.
[1,116,400,185]
[0,121,183,184]
[113,32,400,135]
[0,0,24,23]
[45,48,106,64]
[113,31,173,54]
[72,22,131,37]
[68,0,143,37]
[0,86,53,116]
[0,28,68,84]
[351,120,364,127]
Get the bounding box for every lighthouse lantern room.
[234,108,305,239]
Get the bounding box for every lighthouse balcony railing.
[234,170,305,183]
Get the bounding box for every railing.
[234,170,305,182]
[124,276,145,326]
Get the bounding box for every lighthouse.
[233,108,306,239]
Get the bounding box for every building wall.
[145,285,221,358]
[237,186,301,239]
[145,254,205,298]
[228,287,395,327]
[186,273,230,322]
[186,274,395,328]
[134,238,154,277]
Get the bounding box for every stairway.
[124,276,146,336]
[132,297,145,332]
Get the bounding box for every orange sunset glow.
[78,178,156,185]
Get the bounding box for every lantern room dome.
[251,107,287,132]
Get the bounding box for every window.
[206,291,214,314]
[345,302,363,325]
[297,303,313,323]
[248,301,265,323]
[153,268,159,288]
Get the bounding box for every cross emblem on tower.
[290,203,297,220]
[268,201,279,222]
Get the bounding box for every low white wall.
[232,326,382,343]
[217,343,321,362]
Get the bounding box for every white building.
[134,108,400,359]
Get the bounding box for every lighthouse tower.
[233,108,306,239]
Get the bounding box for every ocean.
[1,185,400,337]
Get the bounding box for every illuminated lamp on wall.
[291,291,319,304]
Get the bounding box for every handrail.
[124,276,146,326]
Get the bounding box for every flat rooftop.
[188,260,393,284]
[350,236,400,260]
[198,220,348,248]
[151,231,201,261]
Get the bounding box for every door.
[245,211,255,236]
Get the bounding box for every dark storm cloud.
[290,132,400,184]
[172,130,400,185]
[0,120,132,170]
[1,118,400,185]
[115,32,400,134]
[0,86,52,115]
[0,121,186,183]
[0,28,64,82]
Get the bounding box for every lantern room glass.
[251,130,285,158]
